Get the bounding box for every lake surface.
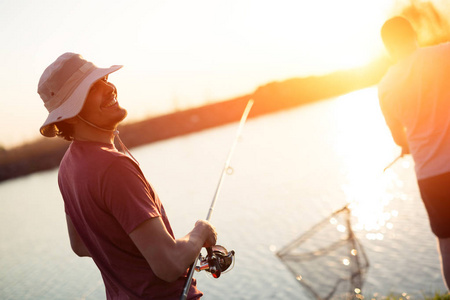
[0,87,446,299]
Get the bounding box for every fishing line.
[180,99,254,300]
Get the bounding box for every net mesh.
[276,206,369,300]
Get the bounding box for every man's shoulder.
[426,42,450,51]
[61,140,134,172]
[378,66,397,97]
[71,140,122,157]
[59,141,142,191]
[378,51,418,94]
[411,43,450,63]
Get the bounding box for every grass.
[366,292,450,300]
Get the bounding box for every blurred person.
[378,16,450,289]
[37,53,217,299]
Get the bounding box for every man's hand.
[401,145,410,156]
[194,220,217,248]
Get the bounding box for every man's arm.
[379,94,410,155]
[129,217,216,283]
[66,214,91,257]
[384,114,410,155]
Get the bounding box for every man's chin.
[105,109,127,130]
[119,109,128,122]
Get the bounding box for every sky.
[0,0,414,148]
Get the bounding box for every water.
[0,87,446,299]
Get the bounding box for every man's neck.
[73,124,117,144]
[73,115,118,144]
[73,131,116,144]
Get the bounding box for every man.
[37,53,217,299]
[378,16,450,289]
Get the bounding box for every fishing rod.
[180,99,254,300]
[383,153,403,172]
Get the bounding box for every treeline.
[0,56,390,182]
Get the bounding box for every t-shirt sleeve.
[102,157,161,234]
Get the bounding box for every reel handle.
[195,245,235,278]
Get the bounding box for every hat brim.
[40,65,123,137]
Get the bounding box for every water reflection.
[0,87,444,299]
[331,88,412,240]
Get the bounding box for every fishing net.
[276,206,369,300]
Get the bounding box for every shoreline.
[0,57,389,182]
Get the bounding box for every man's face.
[79,77,127,130]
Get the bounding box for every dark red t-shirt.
[58,140,202,299]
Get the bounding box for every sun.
[231,0,391,74]
[295,2,389,72]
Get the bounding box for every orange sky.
[1,0,446,148]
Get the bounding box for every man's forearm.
[390,125,409,153]
[383,113,409,152]
[129,217,216,282]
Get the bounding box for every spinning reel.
[195,245,235,278]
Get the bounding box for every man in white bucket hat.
[38,53,217,299]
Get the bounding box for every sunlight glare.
[342,258,350,266]
[331,88,408,238]
[337,225,347,233]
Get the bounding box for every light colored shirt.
[378,43,450,179]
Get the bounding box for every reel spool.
[195,245,235,278]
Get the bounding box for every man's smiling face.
[78,77,127,130]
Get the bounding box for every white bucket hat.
[38,52,123,137]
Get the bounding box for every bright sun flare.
[229,0,390,72]
[331,88,412,239]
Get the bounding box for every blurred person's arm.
[379,91,410,155]
[382,111,410,155]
